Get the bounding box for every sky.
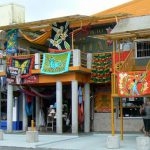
[0,0,131,22]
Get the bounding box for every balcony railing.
[4,49,92,74]
[146,59,150,71]
[111,73,118,96]
[120,49,135,72]
[35,49,92,70]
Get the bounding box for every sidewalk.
[0,132,148,150]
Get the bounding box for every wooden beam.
[31,66,91,74]
[0,13,130,31]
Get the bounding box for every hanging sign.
[23,75,39,84]
[118,71,150,97]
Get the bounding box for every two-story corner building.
[0,12,124,134]
[0,0,150,135]
[95,15,150,138]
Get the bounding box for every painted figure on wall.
[118,71,150,97]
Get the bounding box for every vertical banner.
[6,29,18,54]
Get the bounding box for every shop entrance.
[38,85,72,133]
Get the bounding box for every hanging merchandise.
[9,55,35,78]
[78,86,84,128]
[27,95,32,103]
[6,29,18,54]
[49,22,71,51]
[78,86,83,104]
[30,87,56,98]
[91,53,112,83]
[118,71,150,97]
[106,27,113,46]
[19,86,56,99]
[19,30,51,45]
[0,77,6,90]
[25,100,33,116]
[41,52,71,74]
[19,86,36,96]
[39,109,45,126]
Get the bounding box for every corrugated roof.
[93,0,150,17]
[111,15,150,33]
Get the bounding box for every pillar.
[13,97,18,125]
[22,93,27,131]
[7,84,13,132]
[0,87,1,121]
[73,49,81,66]
[87,53,92,69]
[84,83,90,132]
[71,80,78,134]
[35,53,40,69]
[56,81,62,133]
[36,96,40,130]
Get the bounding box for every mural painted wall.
[95,91,111,113]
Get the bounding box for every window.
[118,97,144,118]
[136,40,150,58]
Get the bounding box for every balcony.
[31,49,92,74]
[0,49,93,84]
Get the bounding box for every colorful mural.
[6,29,18,54]
[118,71,150,97]
[95,92,111,113]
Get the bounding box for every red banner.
[23,75,38,84]
[118,71,150,97]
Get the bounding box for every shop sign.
[23,75,39,84]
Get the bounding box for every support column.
[84,83,90,132]
[71,80,78,134]
[23,93,27,131]
[56,81,62,134]
[36,96,40,130]
[7,84,13,132]
[0,86,1,121]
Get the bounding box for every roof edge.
[92,0,141,16]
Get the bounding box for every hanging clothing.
[78,86,84,126]
[25,102,33,116]
[39,109,45,126]
[78,86,83,104]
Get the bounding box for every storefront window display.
[118,97,144,118]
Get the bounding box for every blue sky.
[0,0,130,22]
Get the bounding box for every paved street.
[0,133,149,150]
